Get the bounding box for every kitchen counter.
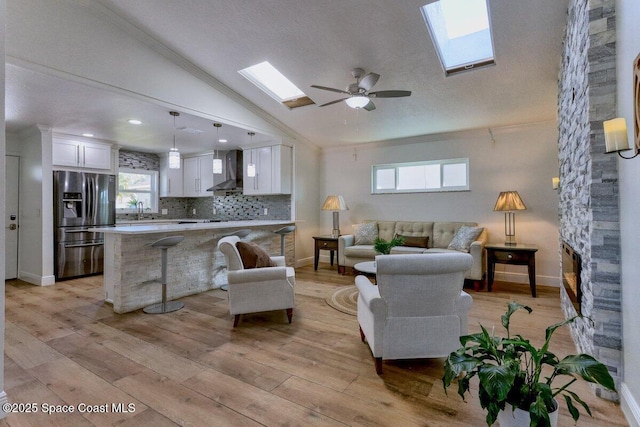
[94,220,295,313]
[92,220,294,234]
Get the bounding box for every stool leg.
[143,247,185,314]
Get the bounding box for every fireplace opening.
[562,241,582,315]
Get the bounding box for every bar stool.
[143,235,185,314]
[219,229,251,291]
[274,225,296,256]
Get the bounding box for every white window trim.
[371,158,470,194]
[117,168,160,213]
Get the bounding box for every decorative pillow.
[353,222,378,245]
[397,234,429,248]
[236,242,276,269]
[447,226,484,253]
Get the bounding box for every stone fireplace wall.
[558,0,621,399]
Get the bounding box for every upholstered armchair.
[355,253,473,374]
[217,236,295,327]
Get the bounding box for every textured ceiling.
[5,0,570,152]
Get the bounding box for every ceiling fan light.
[346,96,370,109]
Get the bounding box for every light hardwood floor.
[1,264,629,426]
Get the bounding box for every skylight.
[239,61,314,108]
[420,0,495,76]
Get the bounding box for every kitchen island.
[89,220,295,313]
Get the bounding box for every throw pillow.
[236,242,276,269]
[397,234,429,248]
[353,222,378,245]
[447,226,484,253]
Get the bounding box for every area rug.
[325,285,358,316]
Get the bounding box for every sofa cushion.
[390,246,427,255]
[236,242,276,269]
[447,226,484,253]
[344,245,378,258]
[396,234,429,248]
[353,222,378,245]
[376,221,397,241]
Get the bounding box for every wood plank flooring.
[1,264,629,426]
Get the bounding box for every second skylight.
[421,0,495,76]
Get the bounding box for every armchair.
[355,253,473,374]
[217,236,295,327]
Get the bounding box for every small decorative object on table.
[442,301,615,427]
[373,235,405,255]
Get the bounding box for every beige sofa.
[338,220,487,284]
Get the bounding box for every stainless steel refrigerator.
[53,171,116,280]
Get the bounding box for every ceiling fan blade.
[319,98,348,107]
[358,72,380,91]
[310,85,351,95]
[369,90,412,98]
[363,100,376,111]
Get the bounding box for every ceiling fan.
[311,68,411,111]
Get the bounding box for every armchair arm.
[355,275,387,317]
[467,228,488,280]
[227,266,288,284]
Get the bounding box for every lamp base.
[331,229,340,238]
[504,234,517,246]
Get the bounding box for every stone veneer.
[116,150,291,221]
[558,0,620,400]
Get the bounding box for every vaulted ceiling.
[5,0,570,153]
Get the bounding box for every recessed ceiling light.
[127,119,142,125]
[219,139,227,143]
[82,133,94,137]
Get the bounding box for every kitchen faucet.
[137,201,144,220]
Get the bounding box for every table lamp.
[493,191,526,245]
[322,195,348,238]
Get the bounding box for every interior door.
[5,155,20,279]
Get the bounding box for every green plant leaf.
[529,394,552,427]
[562,389,592,417]
[478,364,515,401]
[501,302,532,333]
[555,354,616,390]
[563,393,581,422]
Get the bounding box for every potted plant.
[442,301,615,427]
[373,235,405,255]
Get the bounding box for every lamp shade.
[603,118,631,152]
[321,195,348,211]
[345,96,370,109]
[493,191,526,211]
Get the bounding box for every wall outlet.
[263,208,268,215]
[161,209,168,215]
[213,207,217,215]
[192,208,197,215]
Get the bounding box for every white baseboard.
[18,271,55,286]
[494,271,560,288]
[621,383,640,427]
[295,256,314,268]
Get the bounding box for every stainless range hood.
[207,150,243,192]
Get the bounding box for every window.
[372,158,469,194]
[117,168,159,212]
[420,0,495,76]
[239,61,315,109]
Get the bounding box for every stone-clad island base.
[89,221,295,313]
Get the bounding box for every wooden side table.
[486,243,539,297]
[313,236,339,271]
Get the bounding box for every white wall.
[616,0,640,425]
[321,121,560,285]
[1,0,8,416]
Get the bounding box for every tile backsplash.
[116,149,291,221]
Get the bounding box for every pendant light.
[246,132,256,178]
[168,111,181,169]
[212,123,223,174]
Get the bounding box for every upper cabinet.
[52,137,112,170]
[159,156,184,197]
[183,154,214,197]
[243,145,292,195]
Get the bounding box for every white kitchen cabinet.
[159,156,183,197]
[52,137,112,170]
[243,145,292,195]
[183,154,214,197]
